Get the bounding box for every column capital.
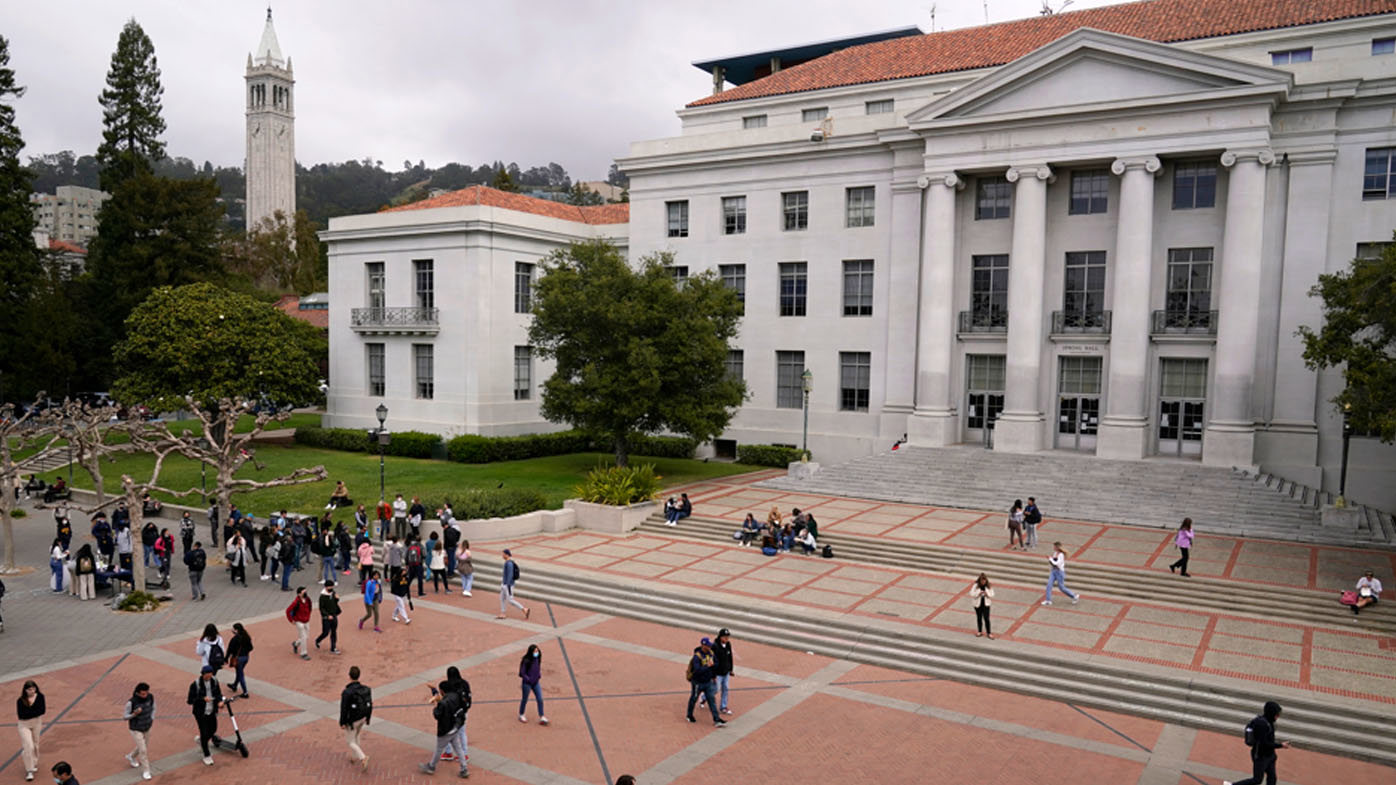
[1221,148,1275,168]
[917,171,962,190]
[1110,156,1162,176]
[1005,164,1053,183]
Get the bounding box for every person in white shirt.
[1042,542,1080,606]
[392,494,409,541]
[1353,570,1383,615]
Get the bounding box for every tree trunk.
[124,481,146,593]
[613,434,629,468]
[1,443,16,571]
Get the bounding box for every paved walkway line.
[1136,724,1200,785]
[639,659,859,785]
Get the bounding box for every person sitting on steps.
[1353,569,1383,616]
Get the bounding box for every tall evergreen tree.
[0,35,44,401]
[96,19,165,191]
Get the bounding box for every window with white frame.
[413,344,434,400]
[839,352,871,412]
[1172,162,1217,209]
[1069,170,1110,215]
[801,107,828,122]
[775,351,805,409]
[1362,148,1396,200]
[667,265,689,286]
[514,262,534,313]
[722,196,746,234]
[366,262,385,309]
[742,114,767,129]
[414,259,434,309]
[514,346,532,400]
[865,99,894,115]
[1271,47,1312,65]
[845,186,875,227]
[666,200,689,237]
[366,343,384,397]
[779,262,807,317]
[719,264,746,309]
[725,349,744,382]
[782,191,808,231]
[842,260,873,317]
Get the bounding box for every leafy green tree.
[112,282,323,412]
[96,19,166,191]
[224,209,326,294]
[528,240,746,467]
[0,35,45,402]
[1300,242,1396,442]
[491,162,520,192]
[563,181,605,206]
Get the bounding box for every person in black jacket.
[315,580,342,654]
[710,628,735,716]
[183,542,207,601]
[339,666,372,770]
[419,677,469,776]
[225,623,253,698]
[1227,700,1289,785]
[17,680,45,780]
[685,638,724,726]
[187,667,223,766]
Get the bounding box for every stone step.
[471,561,1396,767]
[641,515,1396,637]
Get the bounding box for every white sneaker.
[127,752,139,768]
[202,756,214,765]
[540,716,549,726]
[463,591,472,597]
[260,575,269,581]
[1041,600,1052,606]
[1071,595,1080,605]
[519,714,527,723]
[142,772,152,780]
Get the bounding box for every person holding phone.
[419,678,469,776]
[122,682,154,779]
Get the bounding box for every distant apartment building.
[29,185,108,248]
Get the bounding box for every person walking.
[685,638,725,726]
[389,567,412,624]
[179,512,195,556]
[16,680,45,781]
[456,540,474,597]
[1225,700,1289,785]
[518,644,548,725]
[405,536,426,597]
[186,667,223,766]
[441,507,460,576]
[357,537,375,588]
[225,532,250,587]
[419,677,470,776]
[156,528,174,587]
[49,761,77,785]
[711,628,735,716]
[316,580,343,654]
[359,570,383,632]
[498,550,530,620]
[969,573,995,639]
[287,586,313,660]
[1023,497,1042,550]
[225,623,252,698]
[1169,518,1194,577]
[428,532,449,593]
[339,666,372,770]
[74,544,96,601]
[1042,542,1080,606]
[1007,500,1026,551]
[121,682,154,780]
[196,624,226,673]
[184,541,207,601]
[279,535,296,592]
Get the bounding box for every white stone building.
[244,9,295,230]
[618,0,1396,510]
[29,185,107,248]
[320,186,628,435]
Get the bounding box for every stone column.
[906,172,961,446]
[995,164,1052,454]
[1204,148,1273,468]
[882,180,925,424]
[1096,155,1161,461]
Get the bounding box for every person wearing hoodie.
[121,682,154,779]
[517,644,547,725]
[1226,700,1289,785]
[287,586,313,660]
[685,638,725,726]
[186,667,223,766]
[418,675,470,776]
[315,580,343,654]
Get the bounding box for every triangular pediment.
[907,28,1291,126]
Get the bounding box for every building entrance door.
[964,354,1005,448]
[1055,356,1101,452]
[1157,358,1207,458]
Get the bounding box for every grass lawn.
[74,444,761,515]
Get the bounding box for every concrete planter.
[564,499,657,535]
[787,461,821,480]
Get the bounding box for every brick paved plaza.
[1,475,1392,784]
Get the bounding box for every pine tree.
[491,161,520,193]
[96,19,166,191]
[0,35,44,398]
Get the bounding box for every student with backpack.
[1023,497,1042,550]
[419,674,470,776]
[405,536,426,597]
[339,666,372,770]
[1226,701,1289,785]
[196,624,226,674]
[498,550,530,620]
[184,542,208,601]
[186,667,223,766]
[316,580,343,654]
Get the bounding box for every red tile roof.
[275,294,330,329]
[382,185,629,225]
[688,0,1396,107]
[48,239,87,254]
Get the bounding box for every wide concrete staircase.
[757,446,1395,546]
[639,513,1396,637]
[473,558,1396,768]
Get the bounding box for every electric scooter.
[212,696,250,757]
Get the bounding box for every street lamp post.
[374,404,389,503]
[1337,402,1352,508]
[800,368,813,460]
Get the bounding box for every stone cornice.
[1282,148,1338,167]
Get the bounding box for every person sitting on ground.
[663,497,680,526]
[739,514,761,547]
[798,527,817,555]
[766,506,783,530]
[778,522,795,552]
[760,532,778,557]
[1353,569,1383,615]
[803,513,819,540]
[328,481,352,509]
[676,493,692,522]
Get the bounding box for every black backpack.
[207,641,225,670]
[1244,715,1268,748]
[821,544,834,559]
[191,550,207,572]
[345,683,373,723]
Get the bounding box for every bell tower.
[244,6,295,231]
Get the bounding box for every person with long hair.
[16,680,45,781]
[73,543,97,601]
[739,513,760,546]
[226,623,253,698]
[49,538,67,593]
[455,539,474,597]
[122,682,154,779]
[518,644,548,725]
[1007,500,1026,551]
[1042,542,1080,606]
[1169,518,1194,577]
[969,573,995,639]
[195,624,225,673]
[359,569,382,632]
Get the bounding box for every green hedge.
[446,430,592,463]
[295,426,440,459]
[451,487,550,519]
[383,430,441,459]
[736,444,806,467]
[627,434,697,459]
[301,425,695,464]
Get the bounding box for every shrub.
[446,430,592,463]
[382,430,441,459]
[294,425,371,453]
[736,444,807,467]
[10,508,26,518]
[116,590,161,612]
[573,462,663,506]
[450,488,550,519]
[627,434,697,459]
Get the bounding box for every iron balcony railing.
[1151,309,1217,335]
[958,309,1008,333]
[1051,310,1112,334]
[351,306,439,330]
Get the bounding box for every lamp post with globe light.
[373,404,389,503]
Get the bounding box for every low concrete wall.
[564,499,656,534]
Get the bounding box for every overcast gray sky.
[7,0,1125,181]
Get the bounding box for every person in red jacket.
[286,587,313,661]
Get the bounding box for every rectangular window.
[965,354,1006,430]
[666,200,689,237]
[801,107,828,122]
[742,114,767,129]
[1356,242,1393,260]
[1165,247,1214,325]
[1363,147,1396,200]
[782,191,808,231]
[779,262,807,317]
[865,99,894,115]
[839,352,871,412]
[413,344,434,400]
[722,196,746,234]
[667,265,689,285]
[1059,356,1102,396]
[1069,170,1110,215]
[719,264,746,308]
[366,343,385,397]
[1374,37,1396,55]
[975,176,1011,220]
[725,349,744,382]
[366,262,385,309]
[514,262,534,313]
[842,260,874,317]
[845,186,875,227]
[970,254,1010,329]
[1160,357,1208,399]
[1172,162,1217,210]
[513,346,532,401]
[776,351,805,409]
[1062,251,1107,326]
[414,259,434,309]
[1271,47,1313,65]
